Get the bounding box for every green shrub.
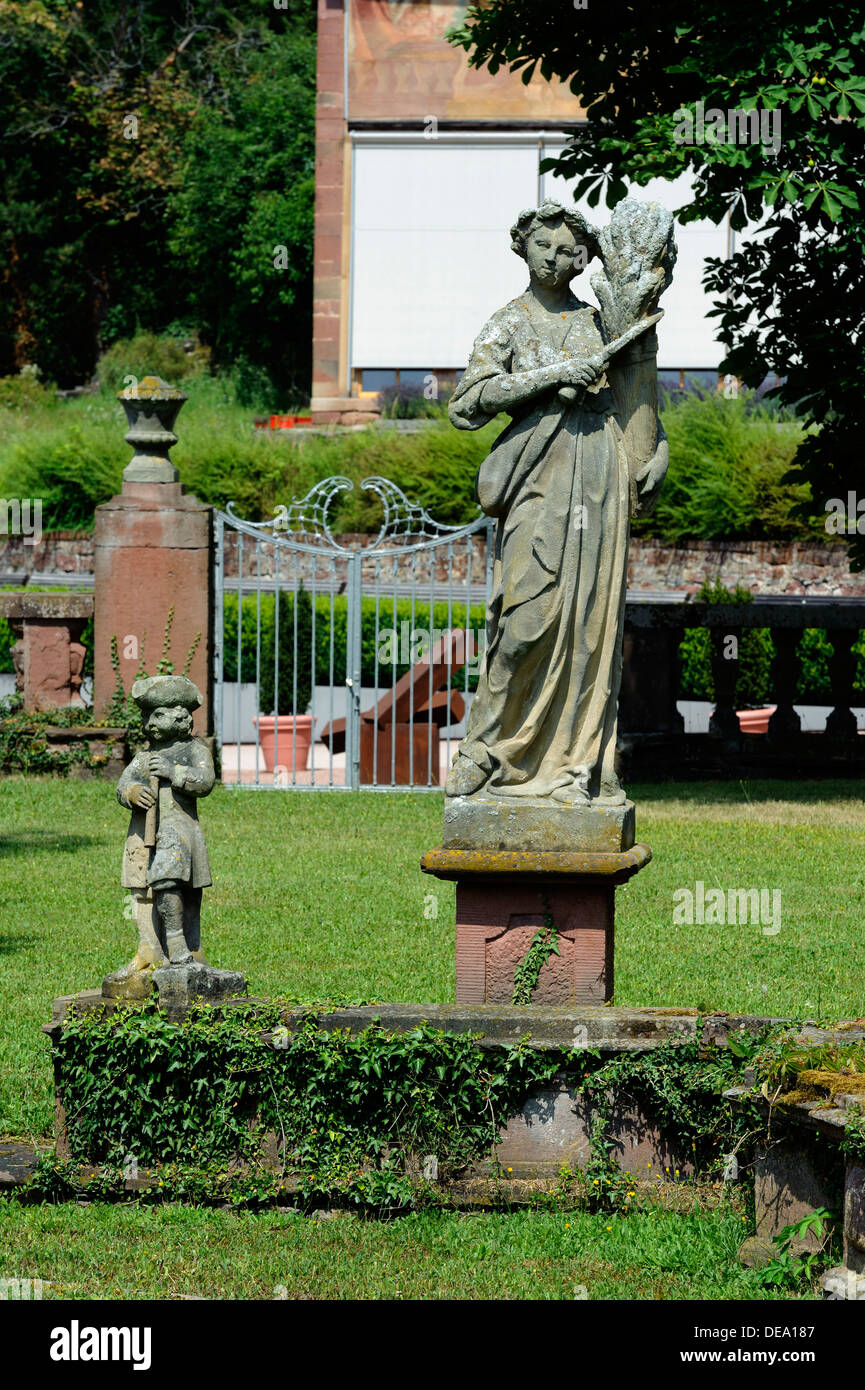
[0,374,825,543]
[0,365,55,411]
[257,585,315,716]
[678,578,865,704]
[0,616,12,674]
[679,580,774,705]
[637,389,818,543]
[222,592,486,700]
[96,333,198,393]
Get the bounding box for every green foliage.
[257,585,315,717]
[223,592,487,695]
[0,365,55,410]
[840,1106,865,1164]
[450,2,865,567]
[678,579,865,704]
[754,1209,836,1291]
[512,896,560,1004]
[578,1033,770,1212]
[104,605,200,733]
[679,580,774,705]
[52,1002,562,1209]
[0,2,316,395]
[47,1004,775,1214]
[0,695,113,776]
[96,334,199,393]
[166,22,316,400]
[638,390,816,543]
[0,375,822,547]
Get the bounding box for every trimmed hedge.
[221,592,487,696]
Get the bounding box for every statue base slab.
[421,845,650,1006]
[152,963,247,1017]
[443,794,635,854]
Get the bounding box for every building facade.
[312,0,732,424]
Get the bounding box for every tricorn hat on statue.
[131,675,203,712]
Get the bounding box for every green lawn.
[0,1200,794,1301]
[3,773,856,1301]
[2,776,864,1138]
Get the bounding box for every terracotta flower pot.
[254,714,314,773]
[736,706,777,734]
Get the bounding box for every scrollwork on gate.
[224,475,480,554]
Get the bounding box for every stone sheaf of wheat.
[591,200,678,341]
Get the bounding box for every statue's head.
[144,704,194,742]
[510,200,598,290]
[131,674,201,744]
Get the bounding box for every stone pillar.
[93,377,213,733]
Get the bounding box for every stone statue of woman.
[445,198,675,812]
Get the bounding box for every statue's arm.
[632,416,669,514]
[170,741,216,799]
[450,311,584,429]
[117,752,149,809]
[477,362,580,416]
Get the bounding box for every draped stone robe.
[449,291,634,800]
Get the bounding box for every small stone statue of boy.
[104,674,214,995]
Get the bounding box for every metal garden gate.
[213,476,493,790]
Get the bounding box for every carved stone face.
[526,220,583,290]
[145,704,193,743]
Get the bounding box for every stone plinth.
[421,845,650,1006]
[443,794,635,853]
[152,963,247,1020]
[493,1077,694,1178]
[93,484,212,730]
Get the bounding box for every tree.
[167,25,315,402]
[449,2,865,561]
[0,0,316,393]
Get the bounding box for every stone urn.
[254,714,314,773]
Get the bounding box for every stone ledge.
[47,992,776,1052]
[420,843,651,883]
[0,592,94,620]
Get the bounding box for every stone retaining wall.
[4,532,863,596]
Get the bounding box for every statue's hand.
[128,783,156,810]
[633,431,669,513]
[559,357,602,390]
[147,752,173,780]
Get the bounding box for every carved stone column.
[708,625,743,745]
[825,628,858,739]
[768,627,802,740]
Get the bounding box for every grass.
[0,1200,794,1301]
[2,773,853,1301]
[2,776,865,1138]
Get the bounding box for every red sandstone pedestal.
[92,378,212,731]
[93,483,212,731]
[420,845,651,1006]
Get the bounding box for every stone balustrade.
[619,596,865,778]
